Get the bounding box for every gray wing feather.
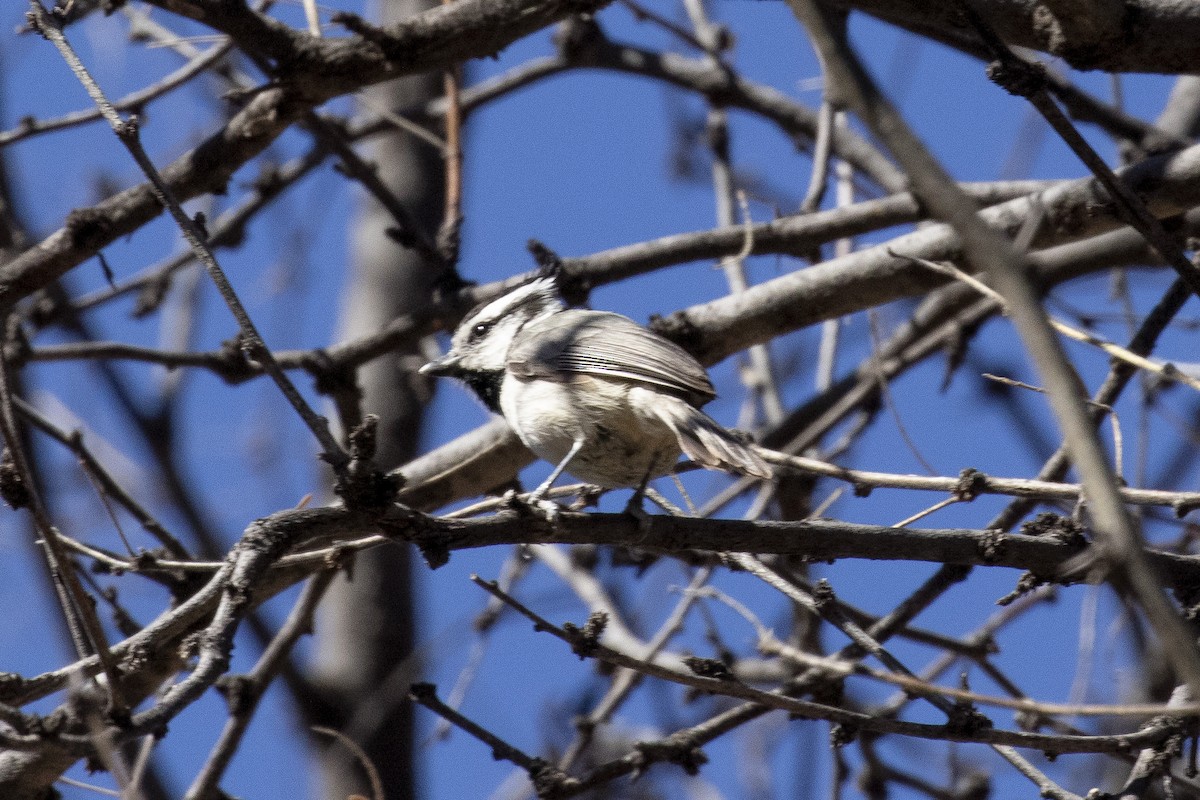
[507,310,716,405]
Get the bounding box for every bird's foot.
[504,489,563,524]
[623,493,653,537]
[570,484,605,510]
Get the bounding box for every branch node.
[192,210,209,241]
[337,414,403,510]
[0,672,29,705]
[807,674,845,706]
[561,611,607,659]
[215,335,259,383]
[997,571,1047,607]
[945,676,993,735]
[408,681,437,703]
[436,214,463,270]
[215,674,256,716]
[64,206,115,250]
[953,467,987,501]
[681,655,735,681]
[416,537,451,570]
[115,115,140,141]
[0,448,30,509]
[527,758,573,799]
[1022,511,1088,548]
[133,273,172,318]
[982,53,1047,100]
[305,349,359,400]
[330,11,381,42]
[648,310,705,356]
[977,529,1007,563]
[553,13,604,62]
[812,578,836,611]
[634,732,708,777]
[829,722,858,747]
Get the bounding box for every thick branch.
[666,142,1200,364]
[0,0,610,311]
[835,0,1200,74]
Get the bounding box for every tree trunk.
[311,0,444,795]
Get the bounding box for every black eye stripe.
[461,282,555,344]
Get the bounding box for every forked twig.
[26,0,351,480]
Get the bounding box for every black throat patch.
[462,369,505,413]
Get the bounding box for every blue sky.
[1,1,1194,798]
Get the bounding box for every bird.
[420,276,772,506]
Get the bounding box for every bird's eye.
[469,321,492,340]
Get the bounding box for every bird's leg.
[508,439,585,523]
[623,453,661,534]
[529,438,584,502]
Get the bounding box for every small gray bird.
[420,277,771,501]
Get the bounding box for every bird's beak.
[419,352,464,378]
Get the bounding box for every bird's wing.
[507,310,716,405]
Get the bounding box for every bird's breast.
[500,373,681,488]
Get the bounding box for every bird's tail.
[652,398,772,480]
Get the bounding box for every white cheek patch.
[449,315,523,372]
[451,279,566,371]
[475,326,516,365]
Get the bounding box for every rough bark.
[831,0,1200,73]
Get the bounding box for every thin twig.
[783,0,1200,695]
[0,37,234,148]
[956,0,1200,301]
[27,0,351,479]
[0,339,130,720]
[469,575,1179,755]
[355,91,447,151]
[800,100,836,212]
[758,443,1200,511]
[815,160,854,392]
[311,726,385,800]
[705,106,785,425]
[908,253,1200,395]
[982,373,1125,477]
[558,567,712,771]
[185,571,336,800]
[437,23,464,269]
[617,0,708,52]
[994,745,1086,800]
[301,0,320,36]
[13,396,187,558]
[408,683,553,774]
[893,497,961,528]
[715,585,1200,719]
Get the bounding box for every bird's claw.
[504,489,563,524]
[570,484,605,510]
[623,494,653,537]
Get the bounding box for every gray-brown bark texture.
[309,2,446,798]
[9,0,1200,798]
